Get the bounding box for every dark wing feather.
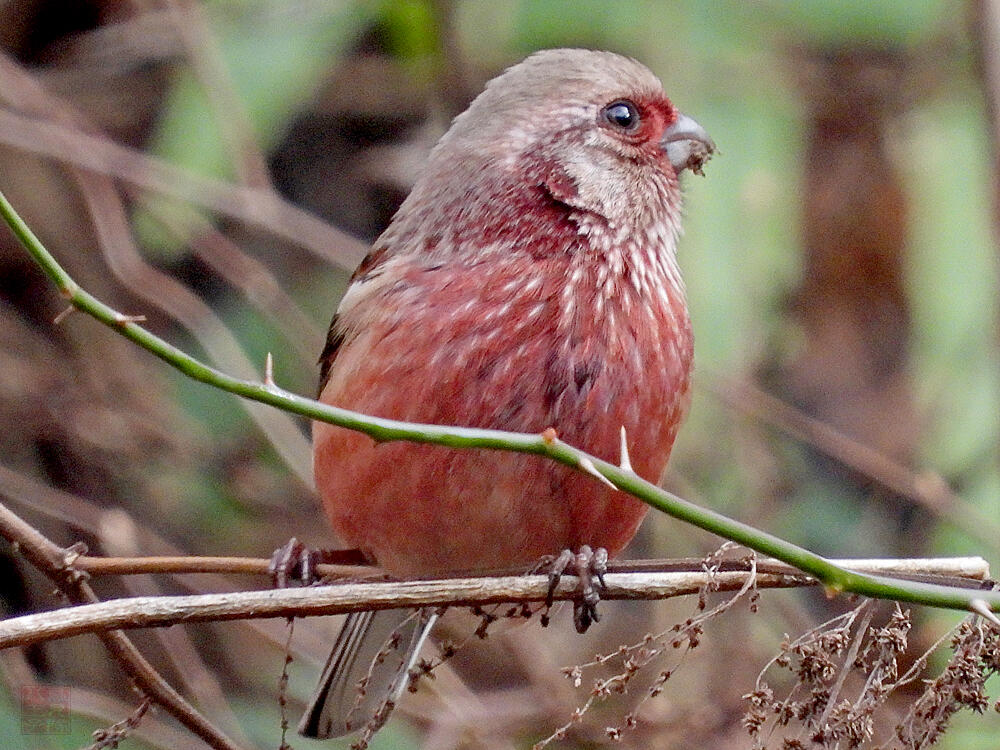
[317,246,392,395]
[317,315,345,396]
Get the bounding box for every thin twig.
[101,536,253,746]
[73,552,369,578]
[0,502,245,750]
[815,602,875,732]
[65,552,991,585]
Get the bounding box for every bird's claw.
[545,545,610,633]
[269,537,321,587]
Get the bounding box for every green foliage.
[139,2,375,262]
[765,0,947,45]
[153,2,373,181]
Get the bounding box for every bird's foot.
[544,545,609,633]
[269,538,369,587]
[269,537,321,587]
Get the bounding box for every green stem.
[1,189,995,617]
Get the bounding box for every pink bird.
[301,48,713,740]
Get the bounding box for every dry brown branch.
[0,462,343,661]
[0,502,246,750]
[0,556,989,652]
[101,531,253,747]
[74,552,367,578]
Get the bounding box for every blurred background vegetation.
[1,0,999,747]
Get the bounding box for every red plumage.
[315,236,692,574]
[304,48,712,739]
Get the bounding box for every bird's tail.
[298,608,438,739]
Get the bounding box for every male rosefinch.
[300,48,713,739]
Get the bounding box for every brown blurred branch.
[75,171,314,487]
[972,0,1000,395]
[147,200,323,365]
[0,648,197,749]
[163,0,272,188]
[0,52,366,271]
[973,1,1000,213]
[0,501,246,750]
[711,375,1000,550]
[0,49,322,485]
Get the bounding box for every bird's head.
[377,49,714,266]
[428,49,713,231]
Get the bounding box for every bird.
[299,47,713,741]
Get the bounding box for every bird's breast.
[314,248,692,574]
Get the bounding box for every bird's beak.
[662,112,715,176]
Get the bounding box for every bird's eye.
[601,100,641,132]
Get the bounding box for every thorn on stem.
[63,541,87,566]
[53,305,75,325]
[113,312,147,326]
[970,598,1000,627]
[264,352,276,388]
[578,456,617,490]
[619,426,633,473]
